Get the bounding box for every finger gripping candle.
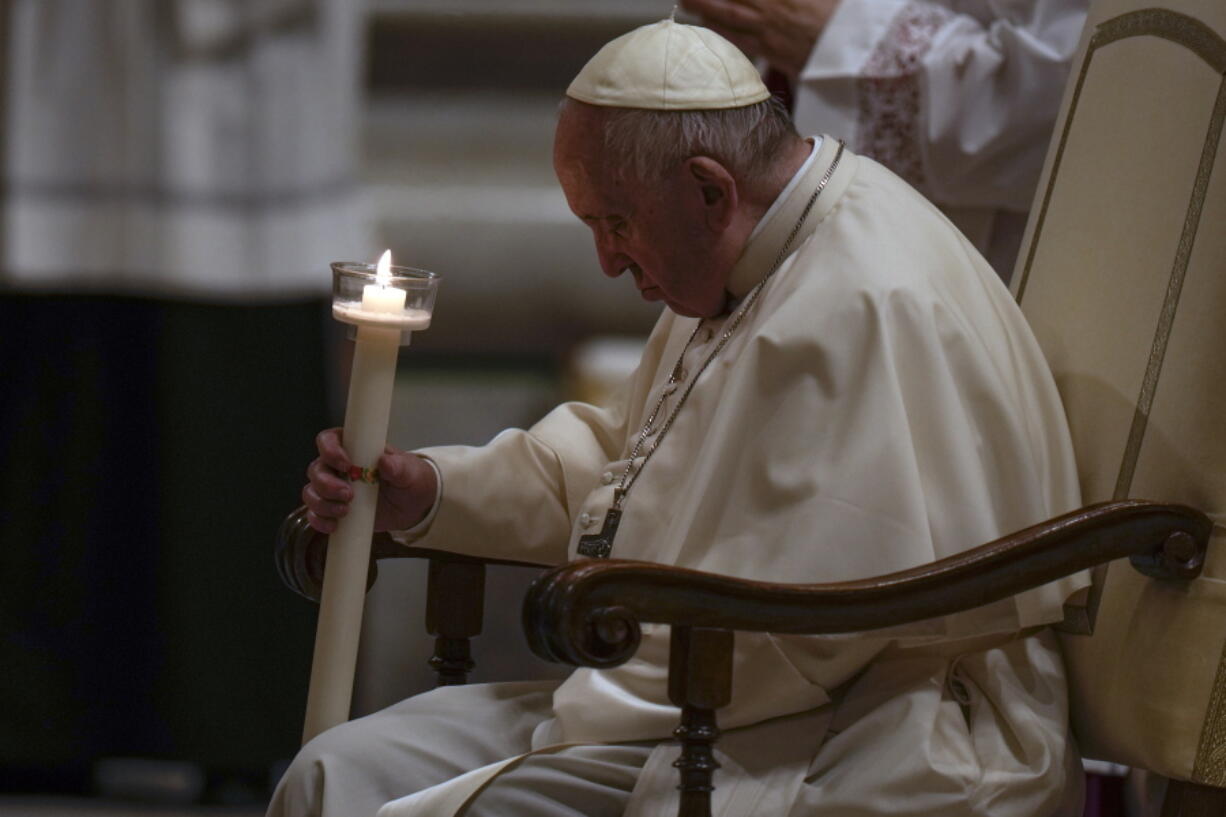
[302,251,440,744]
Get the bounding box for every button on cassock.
[579,511,594,527]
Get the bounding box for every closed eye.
[580,215,628,240]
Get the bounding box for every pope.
[279,17,1088,817]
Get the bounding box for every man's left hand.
[680,0,841,78]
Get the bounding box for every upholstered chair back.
[1012,0,1226,783]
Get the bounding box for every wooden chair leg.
[429,636,475,686]
[1161,779,1226,817]
[425,559,485,686]
[668,627,734,817]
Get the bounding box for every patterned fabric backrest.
[1012,0,1226,783]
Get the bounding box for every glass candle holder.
[331,261,441,343]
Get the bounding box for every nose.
[593,232,627,279]
[596,249,624,279]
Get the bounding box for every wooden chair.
[277,0,1226,812]
[278,502,1214,815]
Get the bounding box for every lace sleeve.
[856,2,955,190]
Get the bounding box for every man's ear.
[683,157,738,232]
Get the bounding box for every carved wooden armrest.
[275,504,545,602]
[524,500,1210,667]
[274,505,548,685]
[522,500,1211,817]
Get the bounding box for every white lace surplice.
[793,0,1089,277]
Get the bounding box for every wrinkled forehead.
[553,104,622,200]
[554,103,606,171]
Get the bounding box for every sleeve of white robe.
[391,314,667,565]
[394,397,628,567]
[793,0,1088,211]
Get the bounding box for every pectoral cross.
[577,489,625,559]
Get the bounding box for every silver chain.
[612,141,845,510]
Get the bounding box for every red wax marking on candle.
[346,465,379,484]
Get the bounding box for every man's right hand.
[680,0,839,78]
[303,428,439,535]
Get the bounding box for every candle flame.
[376,249,392,286]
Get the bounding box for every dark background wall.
[0,296,330,789]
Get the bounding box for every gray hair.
[593,97,799,185]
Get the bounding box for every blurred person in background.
[681,0,1089,278]
[0,0,366,799]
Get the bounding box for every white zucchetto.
[566,18,771,111]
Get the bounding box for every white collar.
[747,135,823,244]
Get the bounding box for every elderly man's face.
[553,105,731,319]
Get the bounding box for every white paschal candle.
[303,251,408,744]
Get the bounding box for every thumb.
[378,448,417,489]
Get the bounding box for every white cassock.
[273,137,1089,817]
[792,0,1089,277]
